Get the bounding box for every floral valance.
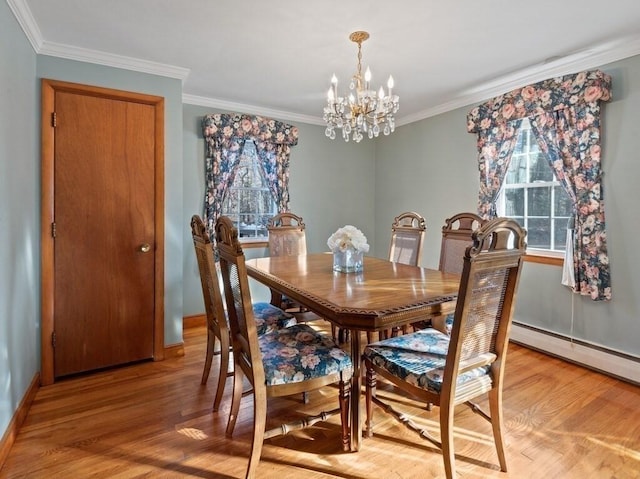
[202,113,299,157]
[467,69,612,133]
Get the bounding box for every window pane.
[506,154,527,184]
[554,186,573,216]
[529,152,553,182]
[505,188,524,216]
[259,190,275,215]
[514,127,527,153]
[554,218,569,251]
[528,187,550,216]
[528,218,551,249]
[222,189,239,214]
[220,140,277,241]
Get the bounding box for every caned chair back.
[267,212,307,257]
[445,217,526,403]
[388,211,426,266]
[438,212,486,275]
[190,214,231,410]
[215,216,265,391]
[363,217,526,478]
[191,215,226,339]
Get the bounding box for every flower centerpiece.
[327,225,369,273]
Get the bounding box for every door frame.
[40,79,165,386]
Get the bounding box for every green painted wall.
[374,56,640,357]
[0,0,39,438]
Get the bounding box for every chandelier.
[323,31,399,142]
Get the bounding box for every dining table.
[245,252,461,452]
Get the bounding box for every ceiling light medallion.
[323,31,399,142]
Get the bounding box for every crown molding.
[6,0,43,51]
[10,0,640,126]
[38,41,190,81]
[397,33,640,126]
[8,0,190,81]
[182,94,325,126]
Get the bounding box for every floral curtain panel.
[201,113,299,238]
[467,70,612,301]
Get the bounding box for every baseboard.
[164,343,185,359]
[183,313,206,330]
[511,322,640,385]
[0,373,40,469]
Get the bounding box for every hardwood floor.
[2,323,639,479]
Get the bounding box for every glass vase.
[333,248,364,273]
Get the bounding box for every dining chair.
[190,215,296,412]
[334,211,427,343]
[267,212,307,258]
[388,211,427,266]
[266,212,317,317]
[215,216,353,479]
[380,211,427,339]
[433,212,487,335]
[363,217,527,479]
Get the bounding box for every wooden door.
[41,80,165,383]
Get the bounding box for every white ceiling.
[10,0,640,126]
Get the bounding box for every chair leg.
[246,386,267,479]
[489,387,508,472]
[338,373,351,452]
[201,331,216,385]
[365,364,376,438]
[225,366,244,437]
[213,334,230,412]
[338,327,350,344]
[440,400,456,479]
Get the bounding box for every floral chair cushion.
[444,313,454,335]
[252,302,297,335]
[258,324,352,386]
[364,328,490,393]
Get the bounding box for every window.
[220,141,277,242]
[497,118,573,253]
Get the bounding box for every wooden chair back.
[267,212,307,257]
[388,211,426,266]
[445,217,527,405]
[215,215,352,478]
[214,216,264,393]
[190,214,230,411]
[438,212,486,275]
[364,217,527,479]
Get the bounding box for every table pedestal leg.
[350,330,362,451]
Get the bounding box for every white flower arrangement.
[327,225,370,253]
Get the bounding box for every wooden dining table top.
[245,253,460,332]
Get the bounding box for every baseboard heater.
[510,322,640,386]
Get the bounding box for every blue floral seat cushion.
[258,324,352,386]
[252,302,297,335]
[444,313,454,335]
[364,328,490,394]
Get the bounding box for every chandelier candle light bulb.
[323,31,399,143]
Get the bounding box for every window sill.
[239,239,268,249]
[523,252,564,266]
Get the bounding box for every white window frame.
[220,141,277,244]
[497,118,572,257]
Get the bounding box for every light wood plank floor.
[2,323,640,479]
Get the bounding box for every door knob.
[139,243,151,253]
